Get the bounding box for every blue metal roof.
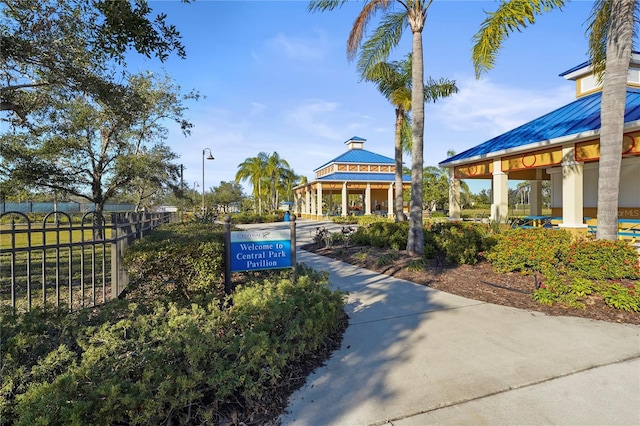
[317,172,410,182]
[558,59,591,77]
[439,88,640,166]
[314,149,396,172]
[559,51,640,77]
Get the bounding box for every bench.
[518,216,563,229]
[587,219,640,243]
[618,219,640,243]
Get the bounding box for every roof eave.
[439,118,640,168]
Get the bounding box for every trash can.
[284,211,290,222]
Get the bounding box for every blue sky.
[133,0,596,195]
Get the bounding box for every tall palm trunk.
[597,0,634,240]
[407,15,425,256]
[394,107,406,221]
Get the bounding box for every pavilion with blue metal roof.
[439,55,640,229]
[293,137,411,219]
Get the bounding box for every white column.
[342,182,348,217]
[448,178,461,220]
[491,159,509,222]
[310,187,316,216]
[387,183,394,218]
[365,183,372,215]
[559,146,586,229]
[529,169,543,216]
[304,187,310,215]
[316,182,323,218]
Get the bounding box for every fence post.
[110,213,130,299]
[110,213,121,299]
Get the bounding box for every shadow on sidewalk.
[280,250,460,425]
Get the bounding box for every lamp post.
[202,148,214,212]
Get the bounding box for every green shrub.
[231,212,280,224]
[432,222,490,265]
[330,231,346,245]
[347,220,409,249]
[570,277,595,297]
[532,286,556,306]
[597,282,640,312]
[354,250,369,261]
[3,225,348,425]
[347,221,408,250]
[348,227,370,246]
[406,258,425,272]
[423,229,438,259]
[531,272,585,309]
[566,239,640,280]
[355,215,393,226]
[531,273,640,312]
[4,267,346,425]
[485,228,572,274]
[331,216,358,225]
[123,223,226,303]
[388,232,407,251]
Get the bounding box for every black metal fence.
[0,211,176,314]
[0,201,138,214]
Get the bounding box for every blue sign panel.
[230,229,291,272]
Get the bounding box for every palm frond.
[348,0,395,60]
[390,87,412,111]
[424,78,458,103]
[307,0,348,13]
[588,0,640,84]
[365,61,409,98]
[401,113,412,154]
[356,11,408,68]
[472,0,566,78]
[587,0,611,83]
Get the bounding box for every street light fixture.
[202,148,214,212]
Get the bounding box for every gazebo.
[293,137,411,219]
[440,55,640,234]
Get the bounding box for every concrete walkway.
[238,219,640,425]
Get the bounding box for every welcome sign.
[230,229,292,272]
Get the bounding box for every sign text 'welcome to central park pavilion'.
[230,228,291,272]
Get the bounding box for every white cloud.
[249,102,267,116]
[261,32,327,62]
[285,99,346,141]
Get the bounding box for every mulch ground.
[303,243,640,325]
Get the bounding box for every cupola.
[345,136,366,150]
[559,51,640,98]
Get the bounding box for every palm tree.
[278,168,301,206]
[472,0,637,240]
[359,52,458,222]
[589,0,636,240]
[236,152,294,213]
[309,0,434,256]
[235,155,266,213]
[360,56,412,222]
[263,152,291,211]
